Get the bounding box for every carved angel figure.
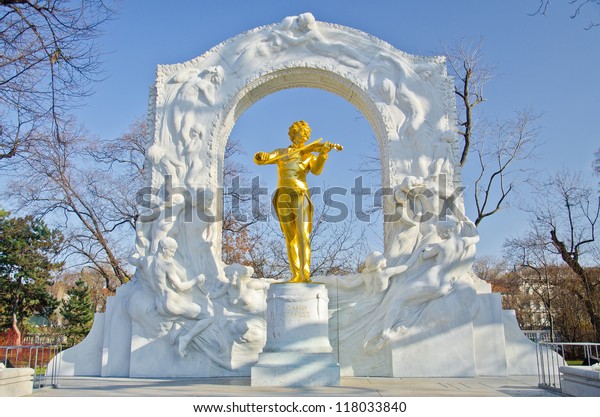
[169,65,224,155]
[320,251,407,295]
[366,216,479,350]
[149,237,213,357]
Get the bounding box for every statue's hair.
[158,237,178,252]
[288,120,311,138]
[436,215,458,234]
[146,144,163,164]
[364,251,385,271]
[205,65,224,84]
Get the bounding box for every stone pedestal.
[251,283,340,386]
[560,366,600,396]
[0,368,34,397]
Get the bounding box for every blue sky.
[74,0,600,258]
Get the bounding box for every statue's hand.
[254,152,269,164]
[330,142,343,151]
[321,141,343,153]
[195,274,206,286]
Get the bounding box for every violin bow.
[265,138,323,164]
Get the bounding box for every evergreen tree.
[60,279,95,345]
[0,210,63,345]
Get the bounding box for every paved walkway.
[29,375,561,397]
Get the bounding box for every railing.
[1,344,62,389]
[22,335,66,346]
[524,330,554,343]
[536,342,600,392]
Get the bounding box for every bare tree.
[475,250,595,341]
[240,221,290,280]
[504,231,561,340]
[523,171,600,340]
[221,138,267,266]
[8,119,134,292]
[472,109,541,226]
[89,118,146,180]
[88,118,147,229]
[551,275,596,342]
[444,38,494,168]
[0,0,114,162]
[473,257,540,330]
[444,40,541,227]
[221,139,260,235]
[472,255,506,284]
[224,190,369,280]
[530,0,600,30]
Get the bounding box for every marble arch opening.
[214,69,389,259]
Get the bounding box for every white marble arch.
[147,13,464,257]
[47,13,543,379]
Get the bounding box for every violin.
[303,139,343,153]
[257,138,343,164]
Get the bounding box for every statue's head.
[146,144,163,165]
[224,263,255,284]
[297,12,316,30]
[158,237,178,259]
[204,65,224,86]
[288,120,311,146]
[189,124,204,141]
[435,215,458,239]
[364,251,386,272]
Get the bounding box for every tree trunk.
[11,298,21,346]
[550,230,600,341]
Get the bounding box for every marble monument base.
[251,283,340,387]
[559,366,600,396]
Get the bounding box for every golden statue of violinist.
[254,120,343,283]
